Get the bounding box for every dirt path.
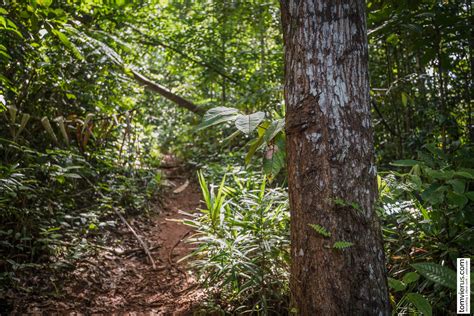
[13,161,205,315]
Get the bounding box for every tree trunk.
[280,1,390,315]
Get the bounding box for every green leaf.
[263,135,285,180]
[37,0,53,7]
[263,144,285,180]
[405,293,432,316]
[455,169,474,179]
[308,224,331,237]
[263,119,285,143]
[411,262,456,289]
[401,92,408,107]
[245,135,265,165]
[333,241,353,249]
[424,168,454,180]
[63,173,81,179]
[388,277,406,292]
[446,192,468,208]
[465,191,474,201]
[197,107,238,130]
[234,112,265,134]
[421,184,446,205]
[402,272,420,284]
[447,179,465,194]
[390,160,420,167]
[52,29,84,60]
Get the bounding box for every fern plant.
[308,224,331,238]
[332,241,353,250]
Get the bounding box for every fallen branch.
[131,70,205,116]
[124,244,160,258]
[114,210,157,269]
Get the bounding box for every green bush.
[183,170,290,314]
[379,144,474,315]
[0,139,163,290]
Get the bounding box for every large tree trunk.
[280,1,390,315]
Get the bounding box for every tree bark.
[280,1,390,315]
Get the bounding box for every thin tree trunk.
[280,1,390,314]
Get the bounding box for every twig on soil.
[124,244,160,258]
[114,209,157,269]
[168,230,192,277]
[56,240,122,256]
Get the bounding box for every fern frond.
[333,241,353,249]
[308,224,331,237]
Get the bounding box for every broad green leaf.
[424,144,447,160]
[406,293,432,316]
[263,143,285,180]
[257,120,270,137]
[411,262,456,289]
[446,192,468,208]
[401,92,408,107]
[52,29,84,60]
[455,169,474,179]
[197,107,238,131]
[37,0,53,7]
[421,184,446,205]
[263,119,285,143]
[447,179,465,194]
[245,135,265,165]
[465,191,474,201]
[424,168,454,180]
[402,272,420,284]
[387,277,406,292]
[234,112,265,134]
[263,134,285,180]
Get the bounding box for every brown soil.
[7,158,206,315]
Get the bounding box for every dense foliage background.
[1,0,472,314]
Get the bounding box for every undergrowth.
[182,169,290,314]
[0,138,163,294]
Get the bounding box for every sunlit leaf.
[234,112,265,134]
[411,262,456,289]
[197,107,238,131]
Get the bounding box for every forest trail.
[15,157,205,315]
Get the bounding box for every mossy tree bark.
[280,1,390,314]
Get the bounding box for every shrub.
[379,144,473,315]
[182,170,290,314]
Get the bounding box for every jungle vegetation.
[0,0,472,314]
